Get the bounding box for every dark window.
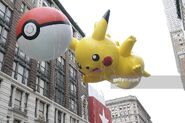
[37,61,50,76]
[69,98,77,113]
[0,2,12,26]
[81,96,88,120]
[56,57,65,71]
[31,0,36,4]
[20,2,29,13]
[70,82,76,96]
[55,87,64,105]
[14,89,22,110]
[13,119,21,123]
[42,0,52,7]
[12,62,29,85]
[39,101,44,117]
[0,51,4,70]
[0,25,8,47]
[58,111,62,123]
[36,77,48,96]
[37,61,50,97]
[46,104,49,122]
[9,86,14,106]
[69,50,75,63]
[10,0,15,3]
[175,0,181,19]
[13,44,30,85]
[55,70,65,104]
[15,43,30,62]
[24,93,28,112]
[35,98,38,117]
[69,65,76,80]
[70,117,77,123]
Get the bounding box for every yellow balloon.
[69,10,150,89]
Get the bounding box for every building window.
[37,61,50,97]
[81,95,88,120]
[13,119,21,123]
[10,0,15,3]
[20,2,29,13]
[15,43,30,62]
[55,57,65,105]
[69,50,76,63]
[13,43,30,85]
[56,57,65,71]
[54,109,66,123]
[80,73,86,87]
[36,77,48,96]
[58,111,63,123]
[0,2,12,26]
[69,66,76,80]
[31,0,36,4]
[69,98,77,113]
[42,0,52,7]
[37,61,50,76]
[10,88,29,113]
[39,101,44,117]
[55,72,65,105]
[24,93,28,112]
[12,62,29,85]
[0,25,8,47]
[70,83,76,96]
[35,99,49,121]
[0,51,4,70]
[14,89,22,110]
[9,85,14,106]
[70,117,78,123]
[73,31,81,40]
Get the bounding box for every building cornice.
[53,0,85,37]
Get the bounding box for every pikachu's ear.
[69,37,79,51]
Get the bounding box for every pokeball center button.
[26,25,34,34]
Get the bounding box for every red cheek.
[102,56,112,66]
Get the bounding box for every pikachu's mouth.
[91,67,101,72]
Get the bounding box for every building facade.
[0,0,88,123]
[163,0,185,89]
[106,96,152,123]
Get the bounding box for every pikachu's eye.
[92,54,100,61]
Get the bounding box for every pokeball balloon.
[16,7,72,61]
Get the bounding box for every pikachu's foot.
[143,71,150,77]
[132,64,142,73]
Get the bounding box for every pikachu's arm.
[120,36,136,57]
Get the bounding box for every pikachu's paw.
[127,35,136,42]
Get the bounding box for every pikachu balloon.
[70,10,150,89]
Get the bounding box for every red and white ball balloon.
[16,7,72,61]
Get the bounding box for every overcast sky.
[60,0,185,123]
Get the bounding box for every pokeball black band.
[22,20,40,40]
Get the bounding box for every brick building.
[0,0,88,123]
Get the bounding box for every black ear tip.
[103,9,110,23]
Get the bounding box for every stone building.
[0,0,88,122]
[106,96,152,123]
[163,0,185,89]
